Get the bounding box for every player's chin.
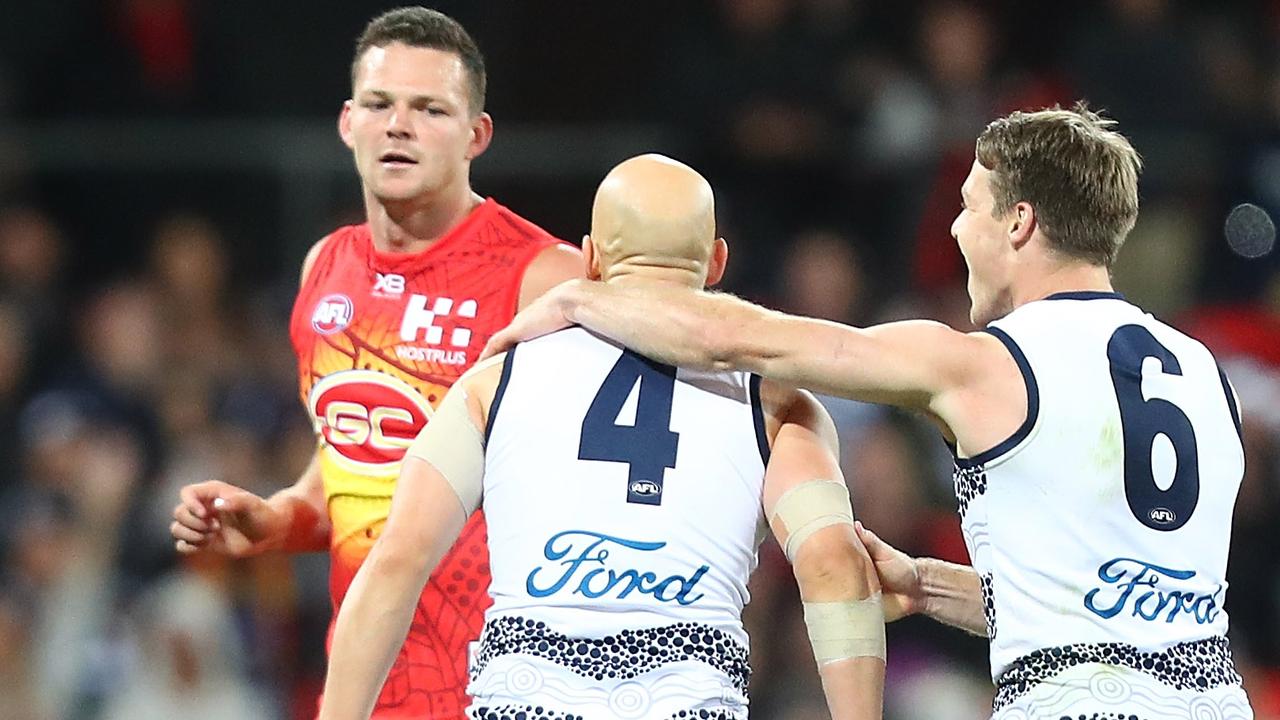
[371,176,431,202]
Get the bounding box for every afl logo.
[308,370,433,471]
[630,480,661,497]
[1148,507,1177,526]
[312,294,354,335]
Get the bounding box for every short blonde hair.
[976,103,1142,267]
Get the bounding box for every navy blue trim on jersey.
[749,374,771,465]
[1042,291,1125,302]
[485,344,518,444]
[955,327,1040,468]
[1218,366,1243,441]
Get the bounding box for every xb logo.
[374,272,405,296]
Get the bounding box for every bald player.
[318,154,886,720]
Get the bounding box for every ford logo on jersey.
[526,530,709,606]
[1083,557,1222,624]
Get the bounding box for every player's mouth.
[379,151,418,168]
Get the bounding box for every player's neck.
[1013,261,1114,308]
[365,188,484,254]
[604,267,702,290]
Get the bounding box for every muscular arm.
[493,280,994,417]
[762,386,884,720]
[318,361,500,719]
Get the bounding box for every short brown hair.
[351,7,487,114]
[975,103,1142,267]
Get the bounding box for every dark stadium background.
[0,1,1278,718]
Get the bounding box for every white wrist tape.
[405,386,485,513]
[803,592,886,664]
[770,479,856,562]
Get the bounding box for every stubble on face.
[347,44,475,204]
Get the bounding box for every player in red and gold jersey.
[169,8,580,719]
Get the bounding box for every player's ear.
[467,112,494,160]
[1009,201,1036,251]
[339,100,356,149]
[583,234,604,281]
[705,238,729,287]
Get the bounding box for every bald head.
[589,154,720,287]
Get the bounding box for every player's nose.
[386,107,412,139]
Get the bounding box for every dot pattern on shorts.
[664,710,739,720]
[468,706,579,720]
[468,706,740,720]
[994,635,1241,711]
[953,463,988,518]
[980,573,997,640]
[1057,714,1143,720]
[473,616,751,694]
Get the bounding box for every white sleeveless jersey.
[467,327,770,720]
[957,292,1251,719]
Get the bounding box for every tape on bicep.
[770,479,855,562]
[803,592,886,663]
[405,386,485,513]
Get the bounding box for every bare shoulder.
[299,236,333,289]
[518,243,584,310]
[930,327,1030,453]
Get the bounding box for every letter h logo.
[399,294,478,347]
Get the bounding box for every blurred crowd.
[2,1,1280,719]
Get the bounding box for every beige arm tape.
[803,593,886,664]
[770,479,856,563]
[405,386,485,514]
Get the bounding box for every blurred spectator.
[0,206,69,383]
[776,228,869,323]
[0,589,47,720]
[0,303,33,492]
[99,571,272,720]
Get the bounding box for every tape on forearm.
[771,479,856,562]
[405,386,484,513]
[803,592,886,664]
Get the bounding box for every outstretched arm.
[762,388,884,720]
[485,280,990,414]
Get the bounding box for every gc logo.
[308,370,433,470]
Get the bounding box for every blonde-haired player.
[319,154,886,720]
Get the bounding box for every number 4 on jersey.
[579,351,681,505]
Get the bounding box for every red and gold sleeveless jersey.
[289,198,561,719]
